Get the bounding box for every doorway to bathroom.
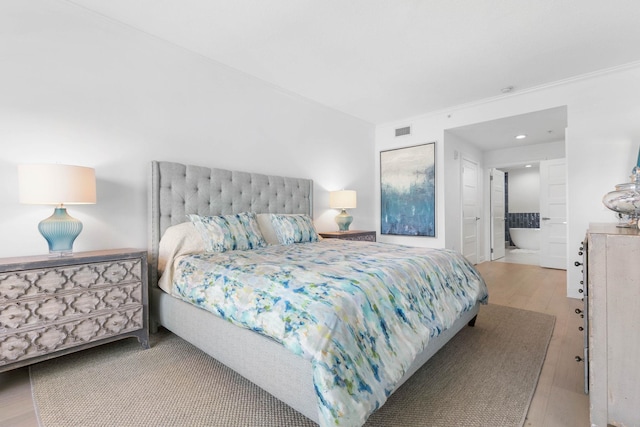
[493,164,542,266]
[491,158,567,268]
[444,106,567,269]
[446,105,568,268]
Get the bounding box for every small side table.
[319,230,376,242]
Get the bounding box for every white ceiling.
[66,0,640,126]
[446,106,567,151]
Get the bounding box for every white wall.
[376,63,640,298]
[506,168,540,213]
[0,1,375,258]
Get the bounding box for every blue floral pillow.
[270,214,319,245]
[188,212,266,252]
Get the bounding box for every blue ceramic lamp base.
[38,207,83,256]
[335,209,353,231]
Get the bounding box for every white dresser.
[586,224,640,427]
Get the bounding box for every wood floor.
[0,261,589,427]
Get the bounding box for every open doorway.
[490,158,567,268]
[493,163,542,266]
[446,106,568,268]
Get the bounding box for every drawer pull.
[579,288,584,293]
[575,308,583,314]
[575,356,583,362]
[575,261,583,267]
[578,326,584,331]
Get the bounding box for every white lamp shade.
[329,190,357,209]
[18,164,96,205]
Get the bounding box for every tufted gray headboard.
[148,161,313,287]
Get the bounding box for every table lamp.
[329,190,357,231]
[18,164,96,256]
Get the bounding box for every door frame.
[490,168,506,260]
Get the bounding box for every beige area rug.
[31,304,554,427]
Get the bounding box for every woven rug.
[30,304,554,427]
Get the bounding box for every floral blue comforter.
[173,240,488,427]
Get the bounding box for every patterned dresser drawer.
[319,230,376,242]
[0,258,143,300]
[0,249,149,372]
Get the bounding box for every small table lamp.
[329,190,357,231]
[18,164,96,256]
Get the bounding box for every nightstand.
[319,230,376,242]
[0,249,149,373]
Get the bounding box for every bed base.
[151,286,479,423]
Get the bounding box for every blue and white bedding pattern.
[173,240,488,427]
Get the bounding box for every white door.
[462,158,479,264]
[491,168,506,260]
[540,158,567,269]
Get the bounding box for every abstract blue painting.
[380,143,436,236]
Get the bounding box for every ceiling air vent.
[395,126,411,137]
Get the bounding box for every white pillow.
[157,222,205,294]
[256,213,280,245]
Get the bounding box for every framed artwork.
[380,142,436,236]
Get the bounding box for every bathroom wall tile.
[506,212,540,246]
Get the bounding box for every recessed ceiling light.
[525,164,532,168]
[515,134,527,140]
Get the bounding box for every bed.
[148,160,488,427]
